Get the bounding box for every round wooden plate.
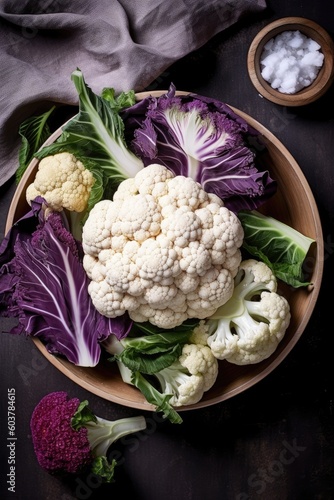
[5,91,324,412]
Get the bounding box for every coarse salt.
[260,30,324,94]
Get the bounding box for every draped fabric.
[0,0,267,185]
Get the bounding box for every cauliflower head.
[82,164,244,328]
[179,342,218,391]
[206,259,291,364]
[154,362,205,407]
[153,339,218,407]
[26,152,95,213]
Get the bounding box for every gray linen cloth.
[0,0,266,186]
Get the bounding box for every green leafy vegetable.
[71,400,97,430]
[35,68,143,203]
[16,105,56,183]
[101,87,136,110]
[238,210,315,287]
[107,320,197,375]
[114,330,193,375]
[90,456,117,483]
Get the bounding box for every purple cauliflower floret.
[30,392,92,475]
[30,391,147,483]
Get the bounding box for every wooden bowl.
[247,17,334,106]
[5,92,324,412]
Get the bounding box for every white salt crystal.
[307,39,321,51]
[261,52,280,68]
[271,78,282,89]
[259,30,324,94]
[280,74,298,92]
[278,58,291,73]
[300,51,324,67]
[287,32,304,49]
[261,65,274,80]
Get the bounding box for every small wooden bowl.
[5,92,324,412]
[247,17,334,106]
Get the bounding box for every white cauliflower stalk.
[82,164,244,328]
[206,259,291,364]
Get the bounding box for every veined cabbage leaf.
[0,197,132,366]
[121,84,277,213]
[238,210,316,287]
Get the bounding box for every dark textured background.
[1,1,333,499]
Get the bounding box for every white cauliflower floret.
[179,343,218,391]
[26,152,95,240]
[113,178,138,201]
[26,152,95,213]
[179,241,211,275]
[158,175,208,209]
[136,235,180,282]
[130,304,188,330]
[112,193,161,242]
[133,162,174,196]
[103,318,218,417]
[212,207,245,257]
[143,283,178,308]
[82,199,119,255]
[154,339,218,406]
[82,164,244,328]
[174,272,200,294]
[241,258,277,291]
[161,206,203,248]
[87,280,140,317]
[104,253,144,296]
[155,364,205,407]
[206,259,291,364]
[188,320,212,345]
[187,267,234,318]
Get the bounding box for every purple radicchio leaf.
[0,197,132,367]
[121,84,277,213]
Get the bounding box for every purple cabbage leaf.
[122,84,277,213]
[0,198,132,367]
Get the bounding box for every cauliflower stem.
[72,400,147,479]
